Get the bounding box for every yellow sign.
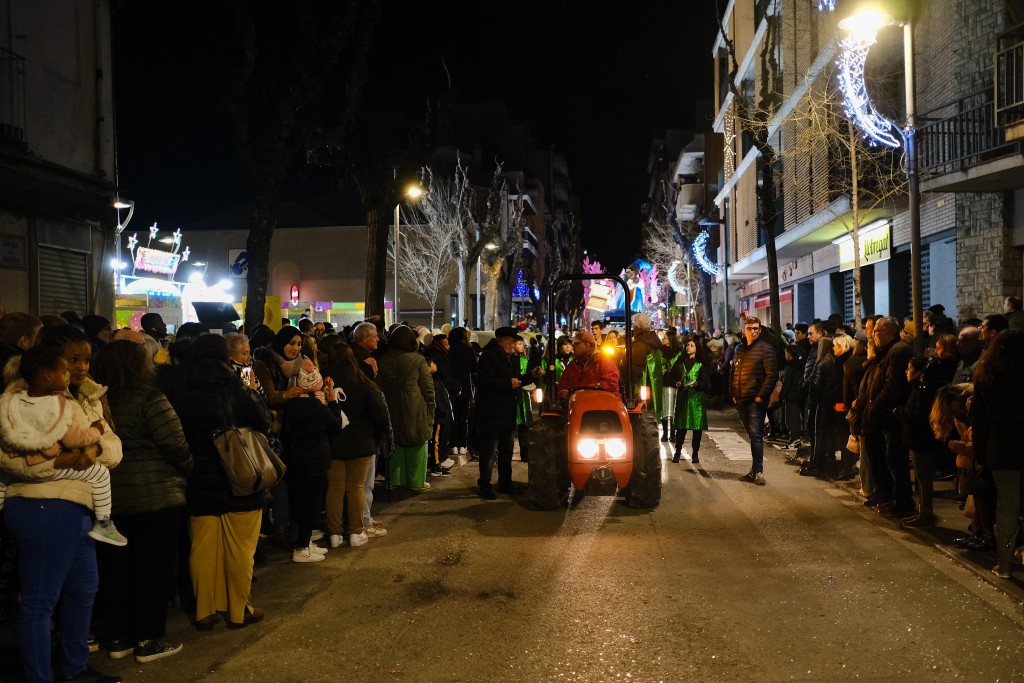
[839,222,891,272]
[240,295,283,332]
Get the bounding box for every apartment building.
[711,0,1023,330]
[0,0,117,317]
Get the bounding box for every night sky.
[111,1,719,273]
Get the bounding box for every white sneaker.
[329,534,345,548]
[350,532,368,547]
[89,518,127,547]
[364,526,388,538]
[292,547,324,563]
[308,543,327,555]
[310,529,324,542]
[439,457,455,469]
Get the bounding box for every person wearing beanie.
[81,314,113,357]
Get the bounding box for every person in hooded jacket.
[166,334,271,630]
[801,334,835,476]
[446,327,476,456]
[378,326,435,491]
[474,327,523,499]
[666,337,710,463]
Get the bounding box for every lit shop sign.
[838,221,891,272]
[134,246,182,275]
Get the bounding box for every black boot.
[691,448,699,464]
[661,419,670,442]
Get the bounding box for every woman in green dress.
[668,337,710,463]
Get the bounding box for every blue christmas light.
[692,230,720,276]
[512,269,530,298]
[817,0,835,11]
[837,35,901,148]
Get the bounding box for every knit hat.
[389,325,418,352]
[81,314,111,340]
[572,330,596,344]
[495,326,518,339]
[903,321,917,337]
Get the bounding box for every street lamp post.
[112,199,134,296]
[392,183,423,325]
[838,5,922,353]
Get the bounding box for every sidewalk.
[705,404,1024,602]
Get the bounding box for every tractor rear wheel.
[626,409,662,509]
[528,416,567,510]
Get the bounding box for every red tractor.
[528,274,662,509]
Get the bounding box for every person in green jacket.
[629,314,665,420]
[512,336,537,463]
[553,335,574,382]
[667,337,711,463]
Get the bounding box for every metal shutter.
[38,245,89,315]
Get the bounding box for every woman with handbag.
[167,334,271,630]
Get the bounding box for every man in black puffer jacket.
[730,316,779,486]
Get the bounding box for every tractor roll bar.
[544,273,633,408]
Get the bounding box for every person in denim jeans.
[729,316,779,485]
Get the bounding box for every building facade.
[711,0,1023,331]
[0,0,117,318]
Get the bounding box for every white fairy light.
[692,230,720,276]
[837,33,902,148]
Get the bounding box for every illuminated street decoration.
[692,230,720,276]
[837,35,902,148]
[512,269,530,298]
[817,0,835,10]
[133,247,182,275]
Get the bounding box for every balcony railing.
[0,47,25,144]
[917,89,1019,177]
[755,0,772,27]
[996,23,1024,127]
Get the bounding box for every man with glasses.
[557,329,620,399]
[730,317,779,485]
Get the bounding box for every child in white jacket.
[0,345,126,546]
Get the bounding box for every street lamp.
[392,183,423,324]
[699,211,727,331]
[112,198,134,295]
[838,4,922,353]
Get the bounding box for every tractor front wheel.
[528,416,567,511]
[626,409,663,509]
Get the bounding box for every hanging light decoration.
[692,230,720,276]
[836,24,902,148]
[817,0,835,10]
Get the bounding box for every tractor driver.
[557,329,620,399]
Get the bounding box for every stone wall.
[954,192,1017,317]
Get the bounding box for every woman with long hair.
[91,340,192,662]
[971,329,1024,578]
[667,336,710,464]
[321,338,393,548]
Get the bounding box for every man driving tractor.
[557,329,620,399]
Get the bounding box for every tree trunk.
[849,126,863,331]
[244,193,275,332]
[364,204,389,320]
[758,149,782,333]
[457,260,467,327]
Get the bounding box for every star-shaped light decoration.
[181,246,190,262]
[171,228,183,253]
[126,232,139,255]
[148,223,159,247]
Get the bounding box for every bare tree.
[220,1,378,331]
[391,162,470,328]
[478,173,527,329]
[715,0,784,332]
[771,73,907,329]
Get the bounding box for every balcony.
[0,47,26,145]
[917,30,1024,194]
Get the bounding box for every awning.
[754,295,771,309]
[780,288,793,304]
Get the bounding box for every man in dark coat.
[729,316,779,485]
[473,326,522,499]
[861,316,915,515]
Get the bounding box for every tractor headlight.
[605,438,627,458]
[532,387,544,403]
[639,385,649,401]
[577,438,599,459]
